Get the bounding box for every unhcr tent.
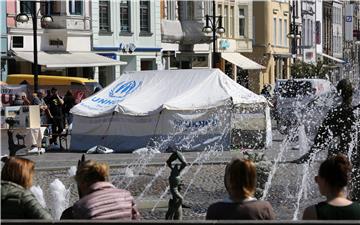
[70,69,271,152]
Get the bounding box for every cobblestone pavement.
[31,150,324,220]
[3,129,327,220]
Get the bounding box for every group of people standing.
[12,88,77,149]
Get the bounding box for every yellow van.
[6,74,101,97]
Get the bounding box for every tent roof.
[71,69,266,117]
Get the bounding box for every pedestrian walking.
[48,87,64,149]
[63,90,76,127]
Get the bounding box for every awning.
[14,51,127,68]
[221,53,265,70]
[273,52,292,58]
[321,53,345,63]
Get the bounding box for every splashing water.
[30,185,47,208]
[261,126,299,200]
[68,166,77,177]
[49,179,71,220]
[137,163,167,200]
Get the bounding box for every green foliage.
[291,61,330,79]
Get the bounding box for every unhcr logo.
[90,80,142,106]
[109,80,143,99]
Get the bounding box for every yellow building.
[245,0,291,94]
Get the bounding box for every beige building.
[216,0,265,89]
[246,0,291,94]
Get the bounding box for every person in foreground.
[206,157,275,220]
[302,154,360,220]
[1,157,52,219]
[61,156,139,219]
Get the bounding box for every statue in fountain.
[291,79,359,201]
[165,149,187,220]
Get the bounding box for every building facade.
[301,0,316,63]
[1,0,7,81]
[6,0,122,85]
[248,0,291,93]
[161,0,260,90]
[92,0,162,87]
[160,0,212,71]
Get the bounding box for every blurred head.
[65,90,73,97]
[336,79,353,102]
[1,157,35,189]
[315,154,351,195]
[75,160,109,196]
[37,89,45,98]
[51,87,57,95]
[20,92,27,99]
[224,158,257,199]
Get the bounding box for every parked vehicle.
[274,79,336,135]
[6,74,102,99]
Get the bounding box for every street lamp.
[202,0,225,68]
[15,1,53,93]
[287,0,301,63]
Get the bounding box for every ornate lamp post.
[202,0,225,68]
[16,1,53,93]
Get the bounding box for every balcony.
[44,15,90,31]
[161,20,211,45]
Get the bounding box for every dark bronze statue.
[165,149,187,220]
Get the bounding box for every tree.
[290,61,330,79]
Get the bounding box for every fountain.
[28,88,359,220]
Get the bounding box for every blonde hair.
[225,157,257,199]
[75,160,109,186]
[1,157,35,189]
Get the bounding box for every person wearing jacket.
[61,157,139,220]
[1,157,52,219]
[206,157,275,220]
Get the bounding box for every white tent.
[70,69,271,152]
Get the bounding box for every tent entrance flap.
[14,51,127,68]
[221,53,265,70]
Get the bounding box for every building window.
[239,8,245,37]
[224,6,228,37]
[140,0,150,33]
[230,6,234,38]
[120,1,131,33]
[41,1,62,16]
[273,18,276,45]
[279,18,282,46]
[20,1,34,14]
[284,19,287,47]
[12,36,24,48]
[99,1,111,32]
[69,0,83,15]
[166,0,176,20]
[217,4,222,16]
[310,20,313,46]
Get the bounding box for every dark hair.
[51,87,57,92]
[225,158,257,198]
[319,154,351,189]
[336,79,353,101]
